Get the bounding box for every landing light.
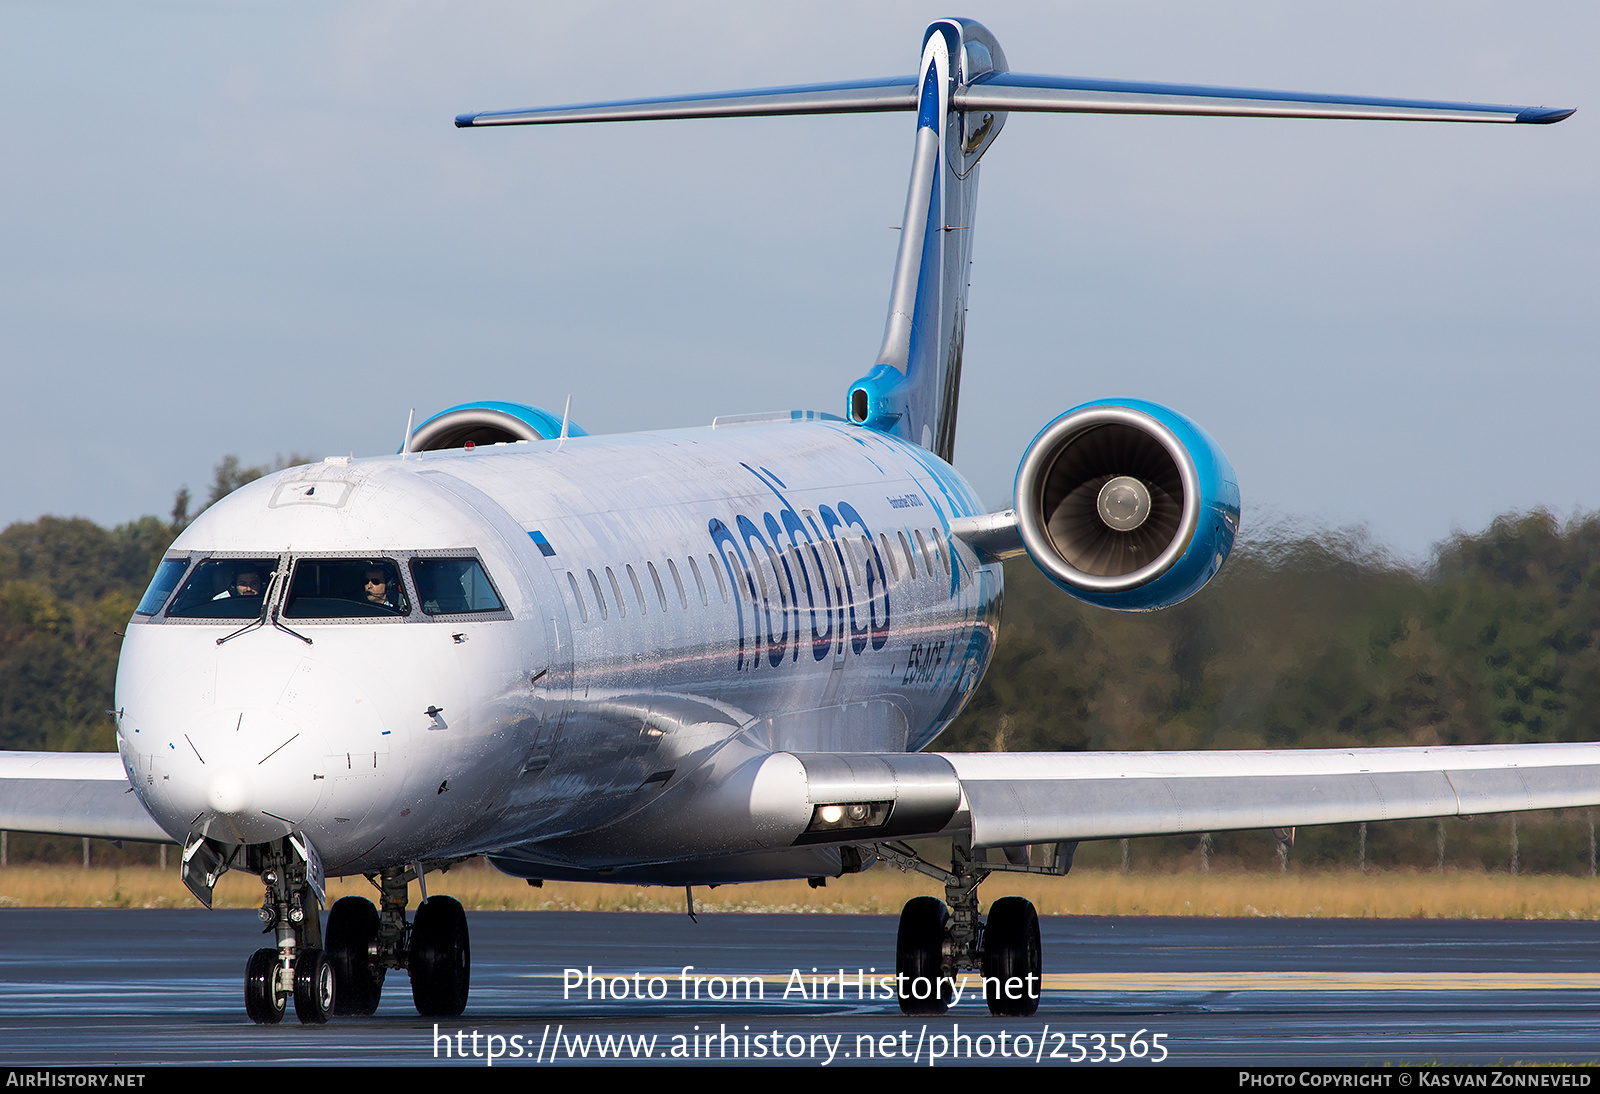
[806,800,892,834]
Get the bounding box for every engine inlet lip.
[1015,405,1201,593]
[408,408,549,452]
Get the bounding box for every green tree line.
[950,510,1600,755]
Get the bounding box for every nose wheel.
[244,947,285,1024]
[293,948,336,1024]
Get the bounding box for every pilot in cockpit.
[213,565,264,601]
[363,566,399,610]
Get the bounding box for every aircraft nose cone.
[155,708,329,846]
[206,769,254,816]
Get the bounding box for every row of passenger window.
[564,524,953,626]
[136,554,505,621]
[566,555,719,624]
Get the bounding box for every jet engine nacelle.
[1014,399,1239,612]
[407,400,588,452]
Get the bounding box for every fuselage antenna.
[557,395,572,452]
[401,408,416,459]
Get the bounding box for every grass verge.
[2,861,1599,918]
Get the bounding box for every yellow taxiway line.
[1042,972,1600,991]
[529,970,1600,994]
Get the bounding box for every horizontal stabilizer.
[459,22,1566,464]
[957,72,1572,124]
[0,751,170,843]
[939,743,1600,848]
[458,74,1570,130]
[456,77,917,127]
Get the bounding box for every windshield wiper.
[270,605,313,646]
[215,568,293,646]
[215,609,268,646]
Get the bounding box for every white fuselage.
[113,417,1002,877]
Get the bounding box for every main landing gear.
[317,864,472,1019]
[243,850,471,1024]
[876,838,1072,1017]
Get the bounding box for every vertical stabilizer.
[846,19,1008,463]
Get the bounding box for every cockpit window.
[165,558,281,619]
[283,559,410,619]
[135,557,189,616]
[411,557,505,615]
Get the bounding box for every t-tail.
[456,18,1570,466]
[848,20,1004,464]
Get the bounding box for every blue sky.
[1,2,1593,560]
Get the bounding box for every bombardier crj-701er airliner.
[0,19,1582,1024]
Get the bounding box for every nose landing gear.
[877,838,1070,1017]
[244,837,329,1024]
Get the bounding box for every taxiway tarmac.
[1,909,1597,1066]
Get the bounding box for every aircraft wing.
[0,751,171,843]
[930,743,1600,848]
[8,742,1595,859]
